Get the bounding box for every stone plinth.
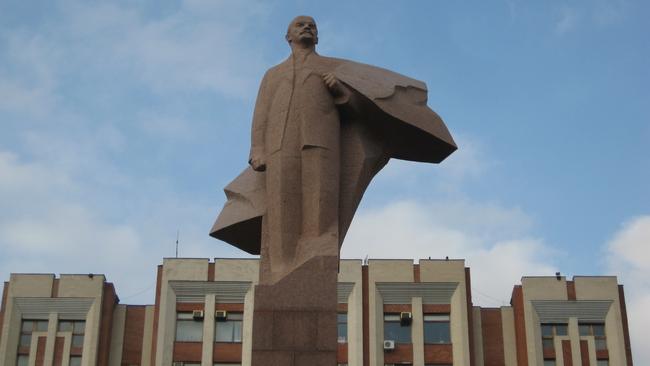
[251,256,338,365]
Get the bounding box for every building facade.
[0,258,633,366]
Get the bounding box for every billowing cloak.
[210,60,457,254]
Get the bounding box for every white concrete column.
[568,317,581,366]
[140,306,155,366]
[108,305,126,366]
[241,287,255,366]
[411,297,424,366]
[500,307,517,366]
[472,307,484,366]
[43,313,58,366]
[202,295,215,366]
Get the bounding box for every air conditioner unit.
[400,311,412,326]
[215,310,228,321]
[383,339,395,351]
[192,310,204,319]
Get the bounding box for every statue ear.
[285,34,291,43]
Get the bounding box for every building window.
[579,323,606,350]
[383,314,411,344]
[596,361,609,366]
[69,356,82,366]
[176,312,203,342]
[423,314,450,344]
[337,313,347,343]
[19,319,48,348]
[215,312,242,343]
[214,364,241,366]
[543,360,556,366]
[16,355,29,366]
[540,323,567,350]
[58,320,85,348]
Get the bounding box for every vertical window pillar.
[43,313,58,366]
[411,297,424,366]
[201,295,215,366]
[568,317,582,366]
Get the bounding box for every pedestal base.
[251,256,338,366]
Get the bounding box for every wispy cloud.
[555,6,579,35]
[342,200,557,306]
[606,215,650,364]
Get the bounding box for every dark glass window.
[69,356,81,366]
[337,313,347,343]
[540,323,568,351]
[423,314,450,344]
[16,355,29,366]
[579,323,607,350]
[176,312,203,342]
[384,314,411,344]
[215,312,243,343]
[19,320,48,348]
[59,320,85,348]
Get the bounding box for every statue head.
[285,15,318,47]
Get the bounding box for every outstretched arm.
[249,72,271,171]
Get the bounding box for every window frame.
[175,312,204,342]
[579,323,607,351]
[214,312,243,343]
[383,313,412,344]
[423,313,451,345]
[337,312,347,343]
[540,323,568,351]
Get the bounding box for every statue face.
[286,16,318,45]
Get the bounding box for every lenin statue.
[210,16,456,365]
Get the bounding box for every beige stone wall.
[574,276,628,365]
[155,258,209,366]
[367,259,413,366]
[338,259,363,366]
[521,276,567,366]
[420,259,470,366]
[500,306,517,366]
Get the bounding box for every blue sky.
[1,0,648,362]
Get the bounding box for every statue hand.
[249,154,266,172]
[323,72,343,96]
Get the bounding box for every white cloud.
[606,216,650,364]
[341,200,557,306]
[555,6,579,35]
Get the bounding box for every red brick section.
[176,303,205,312]
[413,264,420,283]
[383,304,412,313]
[337,303,348,312]
[384,343,413,364]
[511,285,528,366]
[173,342,202,362]
[618,285,634,365]
[481,308,505,366]
[98,283,118,366]
[208,262,215,282]
[122,305,146,366]
[51,279,60,298]
[562,340,573,366]
[465,267,475,366]
[362,265,369,366]
[35,336,47,366]
[213,303,244,312]
[213,343,242,363]
[424,344,453,364]
[567,281,577,301]
[543,347,556,360]
[422,304,451,313]
[596,350,609,360]
[337,343,348,364]
[151,265,163,366]
[580,340,591,366]
[53,337,65,366]
[0,282,8,347]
